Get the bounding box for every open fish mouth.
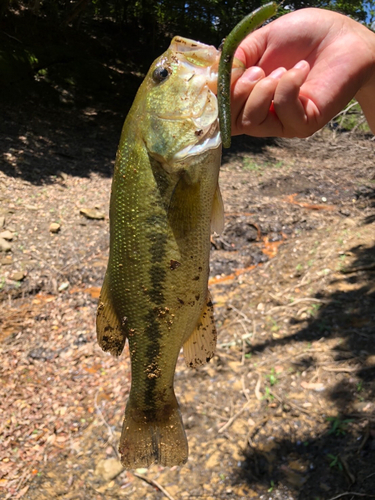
[174,122,221,160]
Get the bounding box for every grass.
[242,158,285,172]
[308,303,321,317]
[265,368,278,386]
[268,479,275,492]
[327,453,343,471]
[263,386,275,401]
[326,416,353,436]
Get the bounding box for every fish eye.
[152,66,170,83]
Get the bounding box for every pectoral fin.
[211,184,224,234]
[96,273,127,356]
[183,291,217,368]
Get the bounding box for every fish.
[96,36,244,468]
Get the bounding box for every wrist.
[355,25,375,133]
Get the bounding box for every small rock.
[95,458,123,481]
[80,208,105,220]
[339,208,351,217]
[10,271,25,281]
[58,282,70,292]
[74,333,88,346]
[0,230,13,241]
[58,172,68,181]
[49,222,61,233]
[1,256,12,265]
[0,238,11,252]
[28,347,55,361]
[135,468,148,474]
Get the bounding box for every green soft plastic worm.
[218,2,278,148]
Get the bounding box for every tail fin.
[119,399,188,468]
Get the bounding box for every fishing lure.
[218,2,278,148]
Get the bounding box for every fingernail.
[244,66,263,83]
[269,67,286,79]
[294,60,308,70]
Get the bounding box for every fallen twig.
[283,193,336,211]
[340,264,375,274]
[357,422,370,454]
[241,375,251,403]
[133,473,176,500]
[321,365,359,373]
[254,372,262,401]
[327,492,375,499]
[267,297,328,315]
[94,390,119,458]
[228,304,252,323]
[247,416,269,444]
[340,455,356,484]
[209,264,258,285]
[218,400,251,434]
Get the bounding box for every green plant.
[242,158,260,171]
[267,316,279,332]
[327,453,343,471]
[337,254,347,272]
[308,303,321,317]
[263,386,275,401]
[266,368,278,386]
[268,480,275,492]
[326,416,353,436]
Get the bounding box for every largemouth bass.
[96,37,243,468]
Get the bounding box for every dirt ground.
[1,92,375,500]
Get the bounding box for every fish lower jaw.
[173,124,221,161]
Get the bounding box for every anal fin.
[96,273,127,356]
[183,290,217,368]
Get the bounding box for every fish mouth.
[170,37,218,64]
[173,121,221,161]
[169,37,223,94]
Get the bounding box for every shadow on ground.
[234,242,375,498]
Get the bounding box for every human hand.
[231,8,375,137]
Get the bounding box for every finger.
[239,67,286,129]
[273,61,314,136]
[234,28,267,67]
[231,66,265,127]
